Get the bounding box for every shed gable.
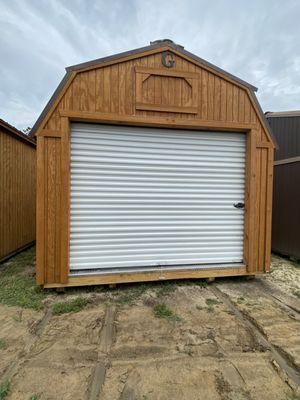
[38,47,272,146]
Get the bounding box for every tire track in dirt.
[210,284,300,391]
[0,307,53,387]
[88,304,116,400]
[256,279,300,316]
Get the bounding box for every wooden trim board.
[60,117,70,283]
[36,136,45,284]
[274,156,300,166]
[59,111,254,132]
[135,103,198,114]
[44,266,249,288]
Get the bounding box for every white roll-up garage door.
[70,124,246,275]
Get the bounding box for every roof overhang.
[0,119,36,147]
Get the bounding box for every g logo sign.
[162,52,175,68]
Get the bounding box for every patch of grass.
[205,298,221,306]
[153,303,181,322]
[287,394,300,400]
[194,280,208,287]
[181,279,208,287]
[237,296,245,304]
[0,339,7,350]
[52,297,88,315]
[205,298,221,313]
[292,289,300,299]
[114,284,149,305]
[0,380,10,400]
[155,282,176,297]
[0,248,45,310]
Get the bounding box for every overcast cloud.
[0,0,299,130]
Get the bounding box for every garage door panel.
[70,124,246,275]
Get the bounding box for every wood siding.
[0,129,36,261]
[36,48,274,286]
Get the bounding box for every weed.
[153,303,181,322]
[0,380,10,400]
[237,296,245,303]
[155,282,176,297]
[29,395,40,400]
[204,298,221,313]
[288,393,300,400]
[205,298,221,306]
[292,289,300,299]
[206,305,214,313]
[12,311,23,322]
[0,339,7,350]
[0,247,45,310]
[194,280,208,287]
[114,284,149,305]
[52,297,88,315]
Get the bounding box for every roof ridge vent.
[150,39,184,49]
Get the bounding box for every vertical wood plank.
[110,64,119,114]
[45,138,56,283]
[238,89,245,123]
[118,62,126,114]
[213,76,221,120]
[258,148,267,271]
[244,130,256,272]
[103,67,111,113]
[253,147,261,272]
[55,139,61,283]
[60,117,70,283]
[244,95,251,123]
[264,148,274,271]
[232,86,239,122]
[95,68,104,112]
[88,70,96,112]
[72,74,81,111]
[208,73,214,120]
[125,61,133,115]
[226,83,233,121]
[220,80,227,121]
[201,69,208,120]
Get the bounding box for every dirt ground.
[0,249,300,400]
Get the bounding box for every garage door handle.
[233,202,245,209]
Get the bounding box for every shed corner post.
[36,135,45,285]
[264,146,274,272]
[60,117,71,284]
[244,128,257,274]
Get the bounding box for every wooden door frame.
[40,111,257,287]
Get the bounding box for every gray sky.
[0,0,299,130]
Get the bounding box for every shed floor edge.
[41,265,262,288]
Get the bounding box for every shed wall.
[267,114,300,259]
[0,130,36,261]
[36,49,274,286]
[267,116,300,160]
[272,162,300,259]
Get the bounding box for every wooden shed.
[266,111,300,260]
[0,119,36,262]
[31,39,276,288]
